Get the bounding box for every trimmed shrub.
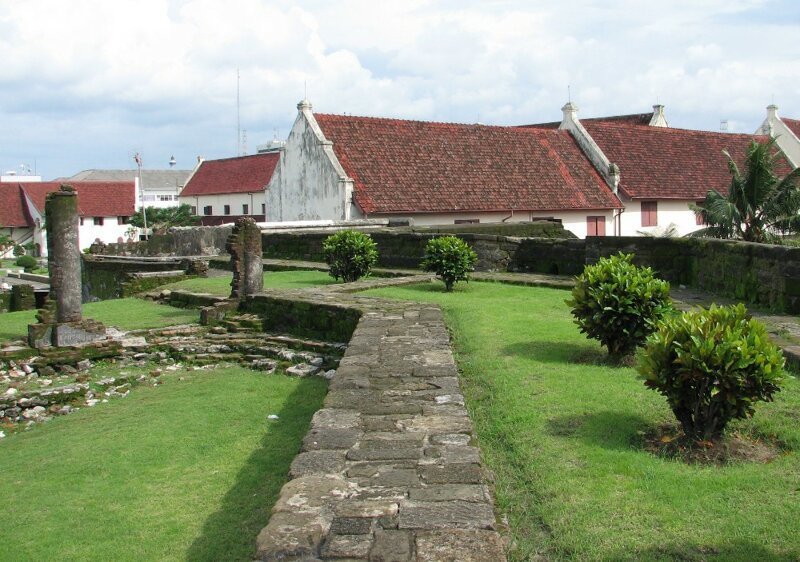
[566,252,672,359]
[322,230,378,283]
[637,304,784,441]
[13,244,25,257]
[421,236,478,292]
[15,255,38,272]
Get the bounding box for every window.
[242,204,249,215]
[190,206,197,215]
[224,204,231,215]
[695,201,705,225]
[641,201,658,227]
[586,216,606,236]
[454,219,479,224]
[142,195,156,202]
[93,217,104,226]
[158,194,173,201]
[261,203,266,214]
[203,206,212,216]
[118,216,130,225]
[79,217,84,226]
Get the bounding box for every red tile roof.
[0,183,33,227]
[21,182,135,217]
[782,117,800,140]
[314,114,621,214]
[581,122,775,200]
[522,111,655,130]
[0,182,135,228]
[180,153,279,197]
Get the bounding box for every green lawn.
[0,298,199,343]
[0,366,327,562]
[161,270,335,295]
[363,281,800,561]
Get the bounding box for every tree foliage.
[638,304,784,441]
[693,139,800,243]
[421,236,478,292]
[566,253,673,360]
[129,204,199,234]
[322,229,379,283]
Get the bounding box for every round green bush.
[637,304,784,441]
[566,252,672,359]
[421,236,478,292]
[322,230,378,283]
[12,244,25,257]
[15,254,37,271]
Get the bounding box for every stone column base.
[28,320,107,349]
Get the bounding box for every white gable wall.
[266,101,356,222]
[618,199,705,237]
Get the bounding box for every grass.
[160,269,335,295]
[362,281,800,561]
[0,298,199,343]
[0,365,327,562]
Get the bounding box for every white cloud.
[0,0,798,177]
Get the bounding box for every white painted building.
[755,104,800,168]
[266,100,622,236]
[179,153,277,226]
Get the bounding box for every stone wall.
[586,237,800,313]
[82,255,206,301]
[90,225,233,257]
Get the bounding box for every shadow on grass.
[501,340,608,365]
[606,540,799,561]
[545,411,651,452]
[185,376,327,562]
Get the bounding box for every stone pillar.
[46,186,83,322]
[226,217,264,299]
[29,185,107,348]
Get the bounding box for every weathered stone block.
[289,450,347,478]
[415,529,506,561]
[398,500,496,530]
[302,428,363,451]
[271,475,354,514]
[419,463,483,484]
[369,529,414,562]
[254,511,327,561]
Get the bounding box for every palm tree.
[693,138,800,243]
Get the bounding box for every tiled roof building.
[267,100,622,238]
[0,181,136,256]
[180,153,279,225]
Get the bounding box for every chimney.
[560,102,579,128]
[767,104,779,121]
[649,105,668,127]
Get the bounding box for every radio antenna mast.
[237,67,241,156]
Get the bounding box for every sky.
[1,0,799,180]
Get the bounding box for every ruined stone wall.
[81,256,204,301]
[90,225,233,257]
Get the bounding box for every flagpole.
[135,153,148,240]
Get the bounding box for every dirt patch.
[637,424,781,465]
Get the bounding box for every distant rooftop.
[59,169,192,189]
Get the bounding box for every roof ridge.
[316,113,578,137]
[586,120,767,140]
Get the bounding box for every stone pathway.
[249,261,800,560]
[253,289,506,561]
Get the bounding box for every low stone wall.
[586,237,800,313]
[82,255,207,301]
[90,225,234,257]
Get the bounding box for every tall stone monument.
[226,217,264,300]
[28,185,106,348]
